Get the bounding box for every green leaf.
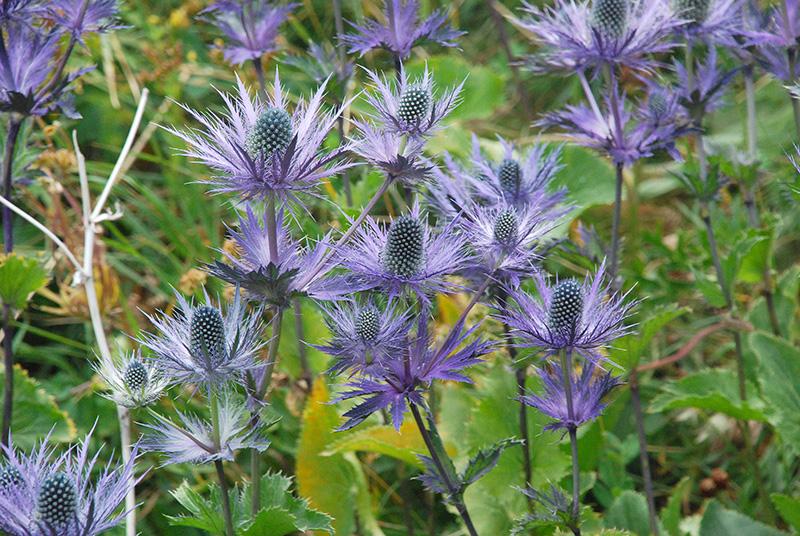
[750,332,800,455]
[240,508,298,536]
[699,500,785,536]
[323,420,428,469]
[0,365,75,449]
[604,491,653,536]
[721,231,765,294]
[610,305,689,371]
[0,254,49,310]
[169,481,226,533]
[557,146,616,212]
[460,437,524,487]
[649,369,767,421]
[661,477,692,536]
[771,494,800,531]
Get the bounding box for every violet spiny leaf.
[245,107,292,159]
[397,86,431,124]
[355,307,380,342]
[673,0,710,24]
[549,279,584,331]
[123,360,148,390]
[494,209,519,245]
[590,0,628,38]
[383,216,425,278]
[37,472,77,527]
[498,159,521,194]
[190,306,226,362]
[0,466,21,491]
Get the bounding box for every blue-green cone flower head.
[37,472,77,527]
[123,360,148,391]
[498,159,521,194]
[673,0,710,24]
[549,279,584,331]
[245,107,292,160]
[190,306,226,363]
[397,85,431,125]
[0,465,21,491]
[355,306,381,342]
[383,215,425,278]
[590,0,628,39]
[493,208,519,245]
[647,92,668,117]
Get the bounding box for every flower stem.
[608,162,624,290]
[265,195,279,264]
[214,460,236,536]
[253,57,267,98]
[1,117,21,449]
[332,0,352,207]
[560,348,581,534]
[409,404,479,536]
[786,48,800,139]
[630,370,659,536]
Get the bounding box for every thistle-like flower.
[675,48,738,120]
[166,72,353,206]
[520,362,622,431]
[363,65,463,138]
[139,289,265,388]
[336,317,493,430]
[0,0,45,25]
[671,0,742,44]
[0,431,139,536]
[46,0,122,38]
[141,392,270,465]
[316,300,412,376]
[208,205,340,308]
[200,0,296,66]
[334,203,471,303]
[93,349,169,408]
[496,261,636,366]
[515,0,681,73]
[350,120,431,184]
[341,0,464,59]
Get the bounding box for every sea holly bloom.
[200,0,297,65]
[349,120,431,184]
[341,0,464,59]
[335,203,471,303]
[208,205,340,307]
[335,317,493,430]
[165,72,353,206]
[496,261,636,366]
[141,393,271,465]
[675,48,738,120]
[0,431,139,536]
[93,349,169,408]
[520,362,622,431]
[671,0,742,44]
[46,0,122,38]
[315,299,412,376]
[139,289,265,388]
[363,65,463,138]
[516,0,681,74]
[0,0,45,25]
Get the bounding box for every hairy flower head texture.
[93,349,168,408]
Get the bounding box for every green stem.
[210,390,235,536]
[609,162,624,290]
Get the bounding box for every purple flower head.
[141,392,270,465]
[341,0,464,59]
[758,0,800,49]
[165,72,353,206]
[200,1,296,66]
[139,288,265,388]
[350,119,431,184]
[496,261,636,366]
[362,64,463,138]
[0,430,140,536]
[336,316,494,430]
[675,48,738,120]
[208,204,340,307]
[520,361,622,431]
[93,349,169,408]
[672,0,743,45]
[516,0,682,74]
[0,0,45,25]
[335,203,471,304]
[315,299,412,377]
[46,0,122,38]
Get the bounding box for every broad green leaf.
[649,369,767,422]
[0,365,75,449]
[770,494,800,531]
[721,231,765,295]
[661,477,692,536]
[323,420,428,469]
[169,481,226,533]
[604,491,653,536]
[699,500,785,536]
[750,332,800,455]
[240,508,298,536]
[610,305,689,371]
[0,254,49,310]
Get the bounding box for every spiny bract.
[190,306,226,361]
[245,107,293,159]
[549,279,584,331]
[123,360,148,390]
[590,0,628,39]
[37,472,77,527]
[383,216,425,278]
[397,86,431,124]
[494,209,519,245]
[673,0,711,24]
[355,307,381,342]
[498,159,521,194]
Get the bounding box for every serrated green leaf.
[611,305,689,371]
[168,481,226,534]
[661,477,692,536]
[649,369,767,421]
[461,437,524,487]
[770,494,800,531]
[604,491,653,536]
[0,254,49,310]
[323,420,427,468]
[699,500,785,536]
[240,508,303,536]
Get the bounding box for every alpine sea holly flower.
[0,0,45,25]
[208,205,340,307]
[165,73,353,206]
[315,300,412,376]
[340,0,464,59]
[200,0,297,66]
[349,120,431,184]
[520,362,622,431]
[141,393,270,465]
[675,48,738,120]
[139,289,265,388]
[46,0,122,38]
[671,0,742,44]
[363,65,463,138]
[496,261,636,366]
[515,0,681,74]
[93,350,169,408]
[0,431,139,536]
[282,42,354,93]
[336,317,494,430]
[335,203,471,303]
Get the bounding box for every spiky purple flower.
[341,0,464,59]
[0,0,45,25]
[0,430,140,536]
[93,349,169,408]
[200,0,296,66]
[520,362,622,431]
[675,48,738,120]
[350,120,431,184]
[336,317,494,430]
[165,72,353,206]
[496,261,636,366]
[46,0,122,38]
[671,0,743,44]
